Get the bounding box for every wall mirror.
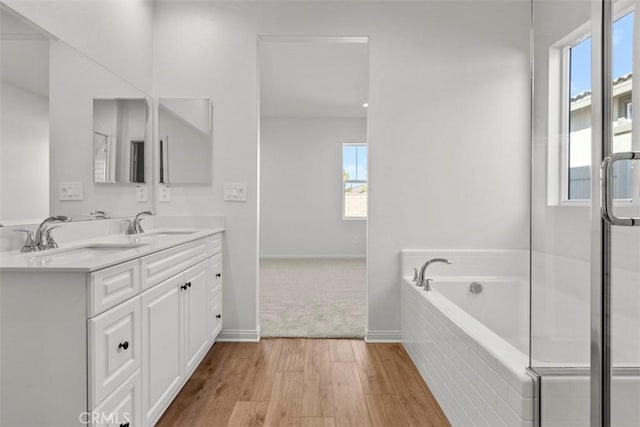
[158,98,213,185]
[93,98,148,184]
[0,5,152,225]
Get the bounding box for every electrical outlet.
[224,183,248,201]
[136,185,148,202]
[58,182,83,201]
[159,185,171,202]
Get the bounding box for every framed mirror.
[93,98,148,184]
[158,98,213,185]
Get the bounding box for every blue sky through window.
[343,145,368,181]
[570,11,634,98]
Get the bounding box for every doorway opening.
[258,36,369,338]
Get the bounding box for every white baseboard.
[260,254,366,260]
[217,328,261,342]
[365,330,402,342]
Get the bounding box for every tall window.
[565,11,634,200]
[343,143,368,219]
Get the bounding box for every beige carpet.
[259,258,366,338]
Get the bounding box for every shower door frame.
[590,0,639,424]
[589,0,611,424]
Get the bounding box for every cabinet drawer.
[91,369,141,427]
[209,253,222,300]
[207,233,222,256]
[89,297,141,409]
[141,239,209,290]
[89,260,141,317]
[209,293,222,340]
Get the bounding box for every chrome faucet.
[14,216,71,252]
[34,216,71,250]
[415,258,452,291]
[90,210,111,220]
[125,211,155,235]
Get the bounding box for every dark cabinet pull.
[216,273,221,278]
[118,341,129,351]
[180,284,188,291]
[120,423,130,427]
[186,282,192,288]
[216,314,221,319]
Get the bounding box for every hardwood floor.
[157,339,450,427]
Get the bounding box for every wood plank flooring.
[157,339,450,427]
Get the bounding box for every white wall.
[260,117,367,258]
[4,0,154,94]
[0,82,49,221]
[153,1,531,339]
[49,41,153,218]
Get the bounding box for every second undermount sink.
[140,229,199,237]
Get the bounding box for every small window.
[563,10,634,201]
[343,143,368,219]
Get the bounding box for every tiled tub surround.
[400,249,533,426]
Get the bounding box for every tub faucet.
[416,258,452,291]
[125,211,156,235]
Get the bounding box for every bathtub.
[401,277,535,427]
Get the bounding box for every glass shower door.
[531,0,640,425]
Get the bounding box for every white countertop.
[0,228,224,273]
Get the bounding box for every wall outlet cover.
[136,185,148,202]
[224,183,248,202]
[159,185,171,202]
[58,182,83,201]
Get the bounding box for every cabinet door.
[209,253,222,300]
[140,275,183,425]
[88,296,141,409]
[209,293,223,341]
[183,260,210,375]
[90,369,141,427]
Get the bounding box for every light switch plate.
[224,183,248,201]
[58,182,83,201]
[136,185,148,202]
[159,185,171,202]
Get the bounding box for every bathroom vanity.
[0,228,224,426]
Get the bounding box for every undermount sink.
[24,243,148,262]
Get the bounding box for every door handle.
[601,151,640,226]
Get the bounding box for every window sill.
[343,216,368,221]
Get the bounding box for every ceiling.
[260,38,368,118]
[1,10,49,98]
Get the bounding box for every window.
[343,143,368,219]
[564,10,634,201]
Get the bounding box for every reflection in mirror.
[158,98,213,184]
[0,5,152,224]
[93,98,147,184]
[0,8,50,223]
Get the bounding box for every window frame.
[342,142,368,220]
[556,5,636,206]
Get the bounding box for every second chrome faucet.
[125,211,156,235]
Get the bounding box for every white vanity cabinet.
[0,231,223,427]
[140,257,213,425]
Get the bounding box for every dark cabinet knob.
[118,341,129,351]
[216,273,221,278]
[186,282,192,288]
[216,314,221,319]
[180,284,188,291]
[120,423,129,427]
